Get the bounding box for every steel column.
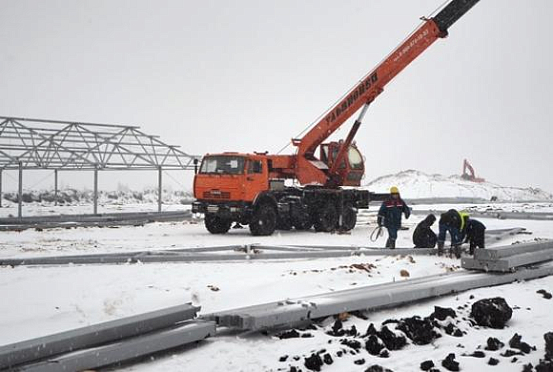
[158,166,162,213]
[18,161,23,218]
[0,169,2,208]
[54,170,58,206]
[93,167,98,215]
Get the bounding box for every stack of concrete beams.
[209,260,553,331]
[462,240,553,272]
[0,303,215,371]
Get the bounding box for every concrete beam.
[19,321,215,372]
[0,303,199,370]
[209,262,553,330]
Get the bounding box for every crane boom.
[293,0,480,185]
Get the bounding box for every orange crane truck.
[193,0,481,235]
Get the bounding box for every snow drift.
[366,170,552,202]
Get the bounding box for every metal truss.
[0,116,200,171]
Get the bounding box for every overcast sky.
[1,0,552,193]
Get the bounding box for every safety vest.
[458,211,470,231]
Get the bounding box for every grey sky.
[1,0,552,192]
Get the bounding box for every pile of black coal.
[537,289,552,300]
[326,319,358,337]
[365,334,386,356]
[470,297,512,329]
[278,329,301,339]
[485,337,505,351]
[464,350,486,358]
[545,332,553,359]
[441,353,460,371]
[420,360,435,371]
[377,326,407,351]
[364,365,394,372]
[509,333,535,354]
[534,332,553,372]
[430,306,457,321]
[394,316,442,345]
[340,338,362,353]
[304,353,323,372]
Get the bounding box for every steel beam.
[0,169,2,208]
[0,248,439,267]
[19,321,215,372]
[0,303,199,370]
[209,262,553,330]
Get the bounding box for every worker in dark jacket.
[413,214,437,248]
[377,186,410,249]
[437,209,469,257]
[465,218,486,255]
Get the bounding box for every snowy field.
[1,202,553,371]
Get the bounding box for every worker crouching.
[413,214,437,248]
[377,186,410,249]
[465,218,486,255]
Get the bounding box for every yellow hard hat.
[390,186,399,194]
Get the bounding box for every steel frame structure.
[0,116,201,216]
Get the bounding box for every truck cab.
[193,153,275,235]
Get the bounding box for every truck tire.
[204,215,232,234]
[250,203,277,236]
[341,203,357,231]
[314,201,338,232]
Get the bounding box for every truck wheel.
[249,203,277,236]
[314,202,338,232]
[341,204,357,231]
[204,215,231,234]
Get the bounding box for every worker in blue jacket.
[437,209,469,257]
[377,186,410,249]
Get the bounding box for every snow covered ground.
[1,202,553,371]
[367,170,553,202]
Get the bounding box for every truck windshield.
[199,156,245,175]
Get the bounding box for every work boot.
[453,244,462,259]
[437,241,445,256]
[389,239,396,249]
[385,238,392,249]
